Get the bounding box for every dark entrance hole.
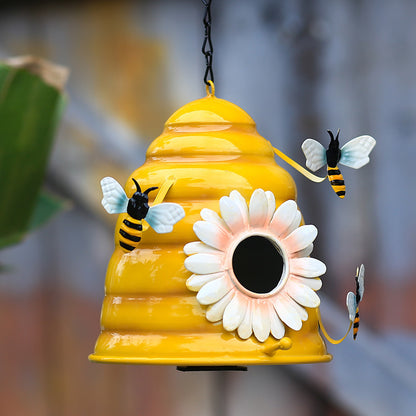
[232,235,284,294]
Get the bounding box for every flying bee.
[346,264,365,340]
[100,176,185,252]
[301,130,376,198]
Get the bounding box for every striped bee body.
[352,267,363,339]
[353,306,360,340]
[327,165,346,199]
[118,216,143,252]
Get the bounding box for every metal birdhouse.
[89,85,335,367]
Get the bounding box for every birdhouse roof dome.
[147,94,268,159]
[165,95,255,127]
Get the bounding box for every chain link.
[201,0,214,85]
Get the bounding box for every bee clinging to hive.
[346,264,365,340]
[301,130,376,198]
[100,177,185,252]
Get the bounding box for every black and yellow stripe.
[327,165,346,198]
[353,307,360,339]
[118,216,143,252]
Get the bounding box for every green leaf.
[0,57,68,248]
[28,191,69,232]
[0,191,68,249]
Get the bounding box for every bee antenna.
[335,129,340,141]
[144,186,158,195]
[327,130,335,142]
[132,178,141,192]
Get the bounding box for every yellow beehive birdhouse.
[89,86,331,366]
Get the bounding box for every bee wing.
[146,203,185,233]
[301,139,327,172]
[100,177,129,214]
[357,264,365,301]
[346,291,357,322]
[339,135,376,169]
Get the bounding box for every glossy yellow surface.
[89,90,331,365]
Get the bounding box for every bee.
[346,264,365,340]
[301,130,376,198]
[100,176,185,252]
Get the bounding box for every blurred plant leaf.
[0,56,69,249]
[29,191,69,232]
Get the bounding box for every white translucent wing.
[301,139,327,172]
[100,177,128,214]
[339,135,376,169]
[346,292,357,322]
[357,264,365,300]
[146,203,185,233]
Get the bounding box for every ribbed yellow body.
[327,165,346,198]
[89,93,331,365]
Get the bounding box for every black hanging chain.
[201,0,214,85]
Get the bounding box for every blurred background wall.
[1,0,416,415]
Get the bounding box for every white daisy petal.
[230,190,249,224]
[185,253,224,275]
[252,302,271,342]
[272,296,302,330]
[291,257,326,278]
[284,225,317,254]
[184,241,222,255]
[201,208,230,232]
[265,191,276,223]
[270,308,286,339]
[220,196,246,233]
[237,301,253,339]
[289,298,309,321]
[291,276,322,290]
[270,200,298,236]
[206,291,235,322]
[186,272,225,292]
[223,295,247,331]
[293,243,314,258]
[249,189,269,227]
[193,221,229,251]
[286,280,320,308]
[196,275,232,305]
[286,210,302,236]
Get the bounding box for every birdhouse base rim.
[88,353,333,365]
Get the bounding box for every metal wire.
[201,0,214,85]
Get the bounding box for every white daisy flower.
[184,189,326,343]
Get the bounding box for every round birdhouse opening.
[232,235,286,295]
